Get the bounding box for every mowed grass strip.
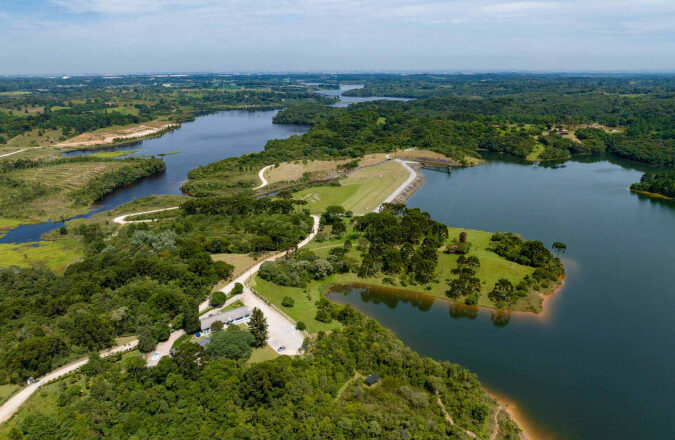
[293,160,410,214]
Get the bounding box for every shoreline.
[485,386,554,440]
[629,188,673,201]
[324,273,566,319]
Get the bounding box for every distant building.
[560,129,569,135]
[365,374,380,386]
[199,306,251,331]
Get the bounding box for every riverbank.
[629,188,673,200]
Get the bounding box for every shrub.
[210,291,227,307]
[281,296,295,307]
[296,321,306,331]
[231,282,244,295]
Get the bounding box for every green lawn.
[0,384,19,406]
[247,345,279,364]
[90,150,137,158]
[250,277,342,334]
[253,223,552,319]
[293,160,411,215]
[525,143,544,161]
[294,184,361,214]
[0,238,83,273]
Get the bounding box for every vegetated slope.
[0,196,311,384]
[0,156,165,222]
[630,170,675,199]
[0,313,519,440]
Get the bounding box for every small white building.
[199,306,251,331]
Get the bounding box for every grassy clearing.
[114,335,138,346]
[264,159,350,184]
[0,160,159,223]
[525,144,545,161]
[247,345,280,364]
[0,374,89,434]
[223,300,245,311]
[254,221,551,322]
[293,160,410,215]
[0,238,83,273]
[251,277,342,334]
[90,150,138,158]
[0,217,29,233]
[56,120,170,148]
[0,384,19,406]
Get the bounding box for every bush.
[210,291,227,307]
[295,321,306,331]
[315,309,332,323]
[281,296,295,307]
[231,282,244,295]
[206,327,255,361]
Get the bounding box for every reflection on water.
[329,284,512,328]
[327,155,675,440]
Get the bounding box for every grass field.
[293,160,410,214]
[247,345,279,364]
[0,160,151,223]
[90,150,138,158]
[252,221,554,329]
[0,384,19,406]
[0,238,83,272]
[0,374,89,435]
[525,144,545,161]
[251,277,343,334]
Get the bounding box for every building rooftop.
[199,305,251,331]
[365,374,380,385]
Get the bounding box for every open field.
[90,150,138,158]
[0,160,149,223]
[253,221,553,331]
[293,160,410,214]
[251,277,343,334]
[0,385,19,406]
[247,345,280,363]
[263,159,351,184]
[56,121,172,148]
[0,238,83,272]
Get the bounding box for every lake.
[0,110,308,243]
[329,153,675,439]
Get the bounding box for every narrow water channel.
[0,110,308,243]
[329,154,675,439]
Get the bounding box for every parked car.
[278,346,286,352]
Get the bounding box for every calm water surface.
[329,154,675,439]
[1,110,308,243]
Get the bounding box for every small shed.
[365,374,380,386]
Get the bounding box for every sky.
[1,0,674,75]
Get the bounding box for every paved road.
[0,340,138,425]
[374,159,417,211]
[253,164,273,190]
[113,207,179,224]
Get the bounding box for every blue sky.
[1,0,673,74]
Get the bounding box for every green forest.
[1,313,517,440]
[0,197,312,383]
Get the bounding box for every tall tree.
[182,298,200,334]
[249,307,269,348]
[552,241,567,258]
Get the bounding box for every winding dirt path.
[0,340,137,425]
[253,164,273,190]
[113,207,179,224]
[0,149,27,159]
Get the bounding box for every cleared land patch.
[0,238,83,272]
[293,160,410,214]
[56,121,172,148]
